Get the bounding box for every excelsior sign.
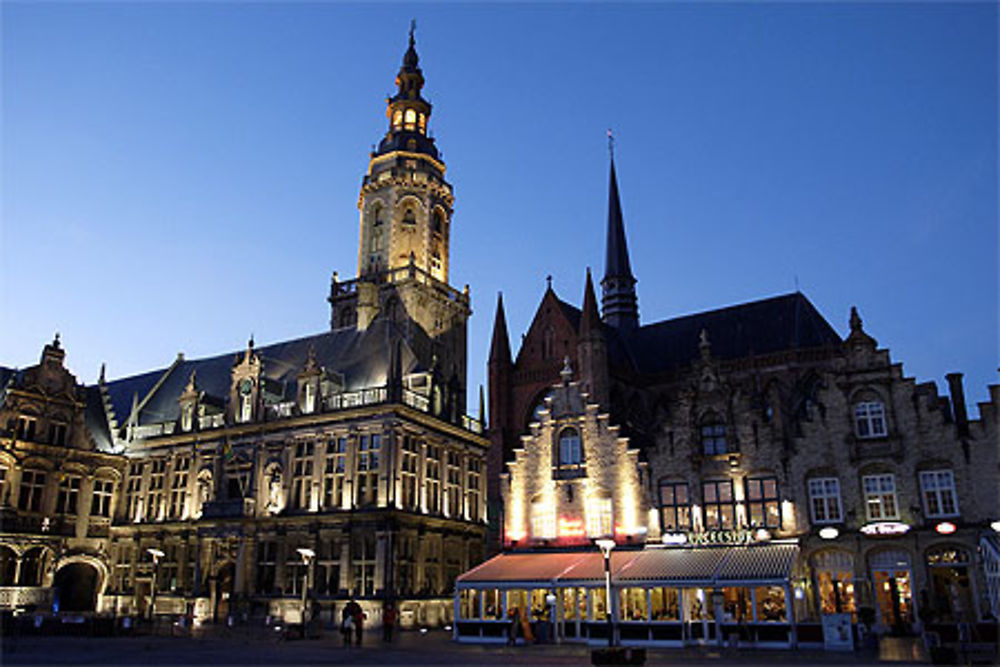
[860,521,910,536]
[661,527,764,547]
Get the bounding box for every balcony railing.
[201,497,256,519]
[136,383,483,441]
[330,263,469,308]
[0,586,54,610]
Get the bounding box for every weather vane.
[410,19,416,43]
[607,128,615,160]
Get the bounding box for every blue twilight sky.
[2,3,997,415]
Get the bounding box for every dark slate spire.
[488,292,512,365]
[601,157,639,330]
[580,268,602,339]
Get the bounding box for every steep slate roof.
[626,292,842,375]
[101,318,428,430]
[84,385,115,452]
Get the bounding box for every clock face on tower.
[239,379,252,396]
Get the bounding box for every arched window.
[403,208,416,225]
[404,109,416,130]
[700,413,728,455]
[432,209,445,235]
[418,113,427,133]
[854,399,887,438]
[372,204,384,227]
[0,546,15,585]
[18,547,45,586]
[181,403,194,432]
[392,110,402,131]
[554,427,584,479]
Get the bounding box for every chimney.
[946,373,969,437]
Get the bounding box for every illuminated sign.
[934,521,957,535]
[557,518,585,537]
[991,520,1000,533]
[818,526,840,540]
[662,528,762,547]
[860,521,910,536]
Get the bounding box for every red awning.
[456,543,799,587]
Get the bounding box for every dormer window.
[181,404,194,432]
[854,400,887,438]
[304,383,316,414]
[238,378,253,423]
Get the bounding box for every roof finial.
[546,275,553,291]
[607,128,615,161]
[409,19,416,47]
[849,306,862,333]
[53,332,61,348]
[560,356,573,384]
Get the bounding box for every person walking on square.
[382,602,397,643]
[348,599,366,647]
[340,604,354,647]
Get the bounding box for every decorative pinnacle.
[849,306,862,333]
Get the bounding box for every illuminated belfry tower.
[329,25,470,408]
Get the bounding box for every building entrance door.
[870,550,915,635]
[684,588,713,645]
[53,562,99,612]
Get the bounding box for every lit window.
[700,415,728,455]
[808,477,842,524]
[404,109,416,130]
[854,401,887,438]
[530,499,555,539]
[702,480,736,529]
[862,474,898,520]
[56,475,81,514]
[18,469,46,512]
[746,477,781,528]
[392,110,402,130]
[919,470,958,518]
[303,382,316,414]
[587,496,613,537]
[418,113,426,133]
[559,428,581,465]
[91,479,114,518]
[240,394,252,424]
[290,441,314,511]
[658,481,691,531]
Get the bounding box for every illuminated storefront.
[868,550,915,633]
[454,543,799,647]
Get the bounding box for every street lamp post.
[296,547,316,633]
[146,548,165,624]
[595,538,616,648]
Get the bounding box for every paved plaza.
[1,629,930,666]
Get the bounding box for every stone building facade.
[0,337,126,613]
[475,157,999,645]
[0,31,488,629]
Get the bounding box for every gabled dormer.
[230,337,262,424]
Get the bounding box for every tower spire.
[488,292,512,365]
[601,149,639,330]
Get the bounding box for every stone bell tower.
[329,24,470,409]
